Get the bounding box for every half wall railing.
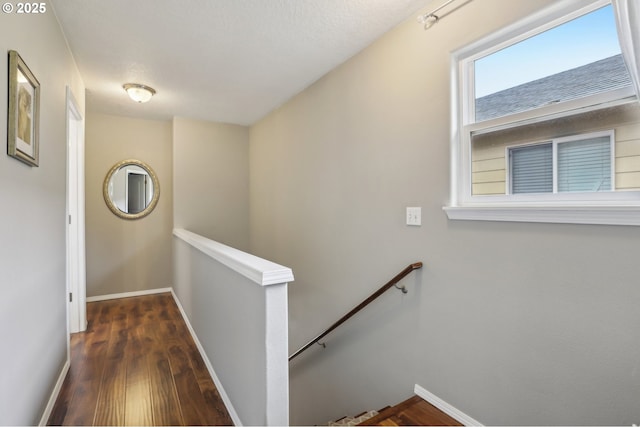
[172,228,294,426]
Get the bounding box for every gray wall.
[173,236,267,426]
[249,0,640,425]
[0,1,85,424]
[85,114,249,298]
[173,117,250,251]
[85,113,173,297]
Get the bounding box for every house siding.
[615,122,640,189]
[472,103,640,194]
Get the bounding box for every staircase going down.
[329,395,464,426]
[328,410,381,426]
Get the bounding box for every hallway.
[47,293,233,426]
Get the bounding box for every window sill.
[443,205,640,226]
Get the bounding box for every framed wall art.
[7,50,40,167]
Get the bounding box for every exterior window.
[446,0,640,225]
[510,143,553,194]
[508,132,613,194]
[557,135,612,192]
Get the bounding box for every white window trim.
[445,0,640,226]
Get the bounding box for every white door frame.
[66,87,86,335]
[125,169,148,213]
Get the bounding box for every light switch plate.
[406,207,421,226]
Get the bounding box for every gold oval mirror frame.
[103,159,160,220]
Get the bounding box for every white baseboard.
[86,287,172,302]
[38,360,70,426]
[170,289,242,426]
[414,384,483,426]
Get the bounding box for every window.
[446,0,640,225]
[510,143,553,194]
[473,7,630,123]
[556,134,612,193]
[508,131,613,194]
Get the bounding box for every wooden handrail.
[288,262,423,361]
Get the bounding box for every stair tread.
[357,396,463,426]
[359,396,422,425]
[329,410,379,426]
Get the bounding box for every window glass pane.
[470,103,640,196]
[558,136,611,192]
[474,5,631,122]
[510,143,553,194]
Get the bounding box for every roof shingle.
[475,54,632,122]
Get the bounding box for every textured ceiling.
[51,0,432,125]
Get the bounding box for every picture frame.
[7,50,40,167]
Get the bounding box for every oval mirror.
[103,159,160,219]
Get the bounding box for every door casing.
[66,87,86,337]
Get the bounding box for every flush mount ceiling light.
[123,83,156,103]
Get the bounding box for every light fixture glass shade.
[123,83,156,103]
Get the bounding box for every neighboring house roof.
[476,54,632,122]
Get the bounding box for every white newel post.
[265,282,289,426]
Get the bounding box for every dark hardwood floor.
[47,293,234,426]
